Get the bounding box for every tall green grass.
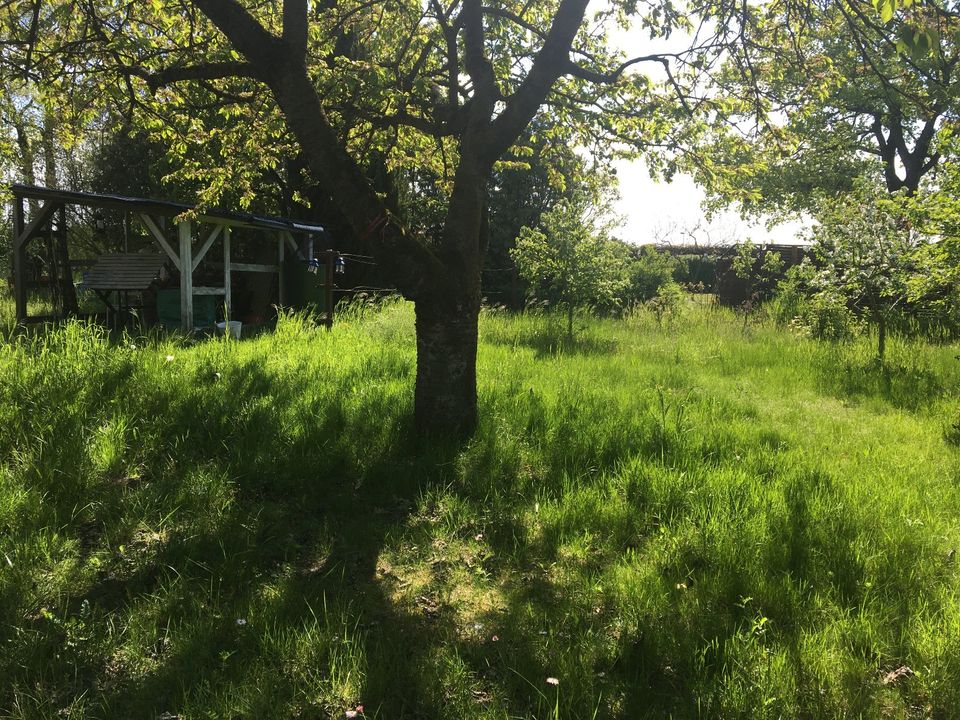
[1,299,959,718]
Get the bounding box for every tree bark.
[414,297,479,436]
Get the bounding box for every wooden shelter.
[9,185,336,331]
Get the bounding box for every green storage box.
[283,259,327,313]
[156,288,217,329]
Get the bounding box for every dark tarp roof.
[10,184,327,236]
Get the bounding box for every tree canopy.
[693,0,960,215]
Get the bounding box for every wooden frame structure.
[9,185,336,331]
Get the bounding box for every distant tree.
[512,193,626,339]
[645,279,685,327]
[485,132,607,309]
[803,184,920,359]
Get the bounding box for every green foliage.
[2,300,960,717]
[622,245,679,305]
[644,280,685,327]
[800,184,920,357]
[486,138,617,309]
[674,253,718,290]
[694,0,960,214]
[511,193,627,337]
[777,266,866,341]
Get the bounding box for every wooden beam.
[15,200,57,250]
[192,286,226,295]
[191,224,223,271]
[278,237,286,306]
[325,249,335,329]
[55,204,78,316]
[139,213,181,271]
[282,230,298,253]
[222,262,278,273]
[11,184,328,236]
[12,197,27,323]
[223,227,232,319]
[178,220,193,331]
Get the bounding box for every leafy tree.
[801,184,920,359]
[512,194,626,339]
[645,280,685,327]
[695,0,960,215]
[1,0,735,434]
[621,244,679,305]
[484,129,608,309]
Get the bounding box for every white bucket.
[216,320,242,339]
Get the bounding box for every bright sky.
[606,10,808,247]
[612,157,808,247]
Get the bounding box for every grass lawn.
[1,298,959,718]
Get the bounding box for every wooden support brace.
[15,200,58,250]
[191,224,223,271]
[139,213,182,271]
[282,231,298,253]
[12,199,59,324]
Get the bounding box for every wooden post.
[223,227,232,320]
[277,235,285,306]
[56,204,77,316]
[178,220,193,331]
[12,197,26,324]
[325,249,335,329]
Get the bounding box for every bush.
[774,264,862,341]
[622,246,678,306]
[790,289,864,341]
[674,253,718,289]
[645,280,685,326]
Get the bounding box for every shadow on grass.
[484,322,619,359]
[3,325,956,718]
[816,354,945,412]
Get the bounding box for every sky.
[612,157,808,247]
[606,10,809,247]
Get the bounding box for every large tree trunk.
[413,162,485,436]
[414,297,480,436]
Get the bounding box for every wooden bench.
[81,253,169,319]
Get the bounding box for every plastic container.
[216,320,242,339]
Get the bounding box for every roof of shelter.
[10,184,328,236]
[83,253,168,292]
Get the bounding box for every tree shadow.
[816,355,944,412]
[4,325,952,718]
[484,326,619,359]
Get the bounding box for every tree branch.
[460,0,498,105]
[189,0,284,68]
[127,61,265,92]
[283,0,308,60]
[485,0,590,163]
